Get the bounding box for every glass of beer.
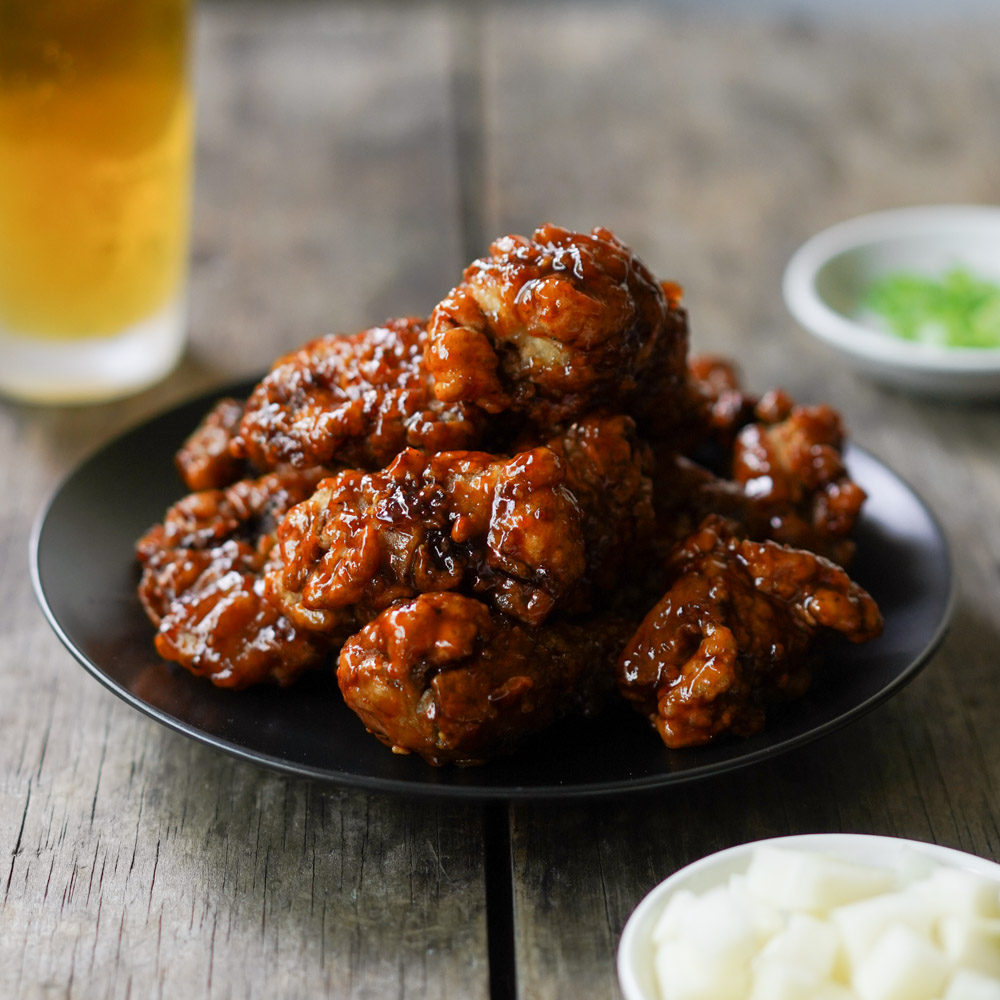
[0,0,193,404]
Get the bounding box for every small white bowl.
[782,205,1000,400]
[617,833,1000,1000]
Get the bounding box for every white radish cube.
[938,916,1000,978]
[943,969,1000,1000]
[922,869,1000,920]
[746,847,894,914]
[748,960,822,1000]
[654,936,748,1000]
[832,889,935,971]
[682,885,759,971]
[749,960,855,1000]
[756,913,840,979]
[727,874,785,942]
[853,923,949,1000]
[653,890,698,944]
[814,986,857,1000]
[892,849,940,888]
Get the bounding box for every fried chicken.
[338,592,632,765]
[137,469,333,688]
[732,390,866,554]
[174,397,247,491]
[265,415,653,635]
[233,317,489,473]
[425,224,690,429]
[618,516,883,749]
[135,221,887,767]
[679,355,758,470]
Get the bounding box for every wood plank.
[485,7,1000,998]
[0,3,490,998]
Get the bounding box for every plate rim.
[29,385,956,801]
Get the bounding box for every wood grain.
[0,4,489,999]
[484,6,1000,998]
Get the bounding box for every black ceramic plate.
[32,383,954,800]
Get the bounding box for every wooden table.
[3,2,999,997]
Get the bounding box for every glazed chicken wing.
[618,516,882,749]
[338,591,632,765]
[650,379,866,566]
[134,221,887,765]
[679,355,758,469]
[233,317,489,473]
[174,396,247,491]
[732,390,866,560]
[267,445,585,632]
[425,224,690,428]
[137,469,333,688]
[266,415,654,634]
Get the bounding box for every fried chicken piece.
[618,516,883,749]
[546,414,656,593]
[650,451,856,568]
[137,469,333,688]
[266,416,654,634]
[266,445,586,633]
[174,397,247,491]
[338,592,632,765]
[425,224,690,428]
[232,317,488,473]
[680,355,758,470]
[732,390,867,557]
[648,379,866,566]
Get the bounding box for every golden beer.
[0,0,192,400]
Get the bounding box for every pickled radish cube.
[653,890,699,944]
[756,913,840,979]
[654,936,748,1000]
[853,923,949,1000]
[746,847,894,913]
[680,886,759,970]
[922,868,1000,920]
[749,960,852,1000]
[832,889,935,970]
[943,969,1000,1000]
[938,916,1000,978]
[727,874,785,941]
[892,849,940,888]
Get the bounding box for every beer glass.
[0,0,193,404]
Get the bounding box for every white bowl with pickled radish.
[617,833,1000,1000]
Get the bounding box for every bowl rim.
[782,204,1000,374]
[616,832,1000,1000]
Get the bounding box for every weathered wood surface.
[494,7,1000,999]
[2,2,1000,999]
[0,5,489,999]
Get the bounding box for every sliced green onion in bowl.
[864,267,1000,349]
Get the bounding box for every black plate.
[31,383,954,800]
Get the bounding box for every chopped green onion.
[863,267,1000,349]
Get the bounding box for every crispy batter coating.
[650,382,866,566]
[135,222,886,766]
[266,416,653,634]
[137,469,332,688]
[233,317,488,472]
[681,355,758,468]
[338,592,632,765]
[546,414,656,594]
[266,445,586,632]
[618,516,883,748]
[732,391,866,557]
[174,397,247,491]
[426,224,689,427]
[651,451,857,568]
